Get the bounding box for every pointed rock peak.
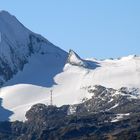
[67,49,87,67]
[68,49,82,62]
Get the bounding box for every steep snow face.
[0,10,67,85]
[4,53,67,87]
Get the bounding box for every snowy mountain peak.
[0,11,67,86]
[67,49,87,67]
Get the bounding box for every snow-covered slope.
[0,11,140,121]
[1,52,140,121]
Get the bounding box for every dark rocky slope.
[0,85,140,140]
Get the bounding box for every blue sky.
[0,0,140,59]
